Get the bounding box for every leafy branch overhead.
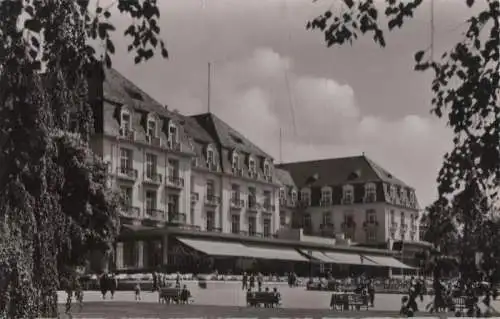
[21,0,169,69]
[308,0,500,202]
[308,0,500,281]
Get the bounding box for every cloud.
[177,47,452,207]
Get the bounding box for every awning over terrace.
[177,237,309,262]
[362,255,415,269]
[300,250,378,266]
[324,251,378,266]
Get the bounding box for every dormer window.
[206,146,214,164]
[291,189,297,203]
[232,151,239,170]
[390,185,396,199]
[342,185,354,204]
[263,160,270,177]
[364,183,377,202]
[147,118,157,137]
[120,110,131,131]
[300,188,311,205]
[321,187,332,206]
[168,123,178,143]
[248,157,256,174]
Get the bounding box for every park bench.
[348,294,369,311]
[158,287,193,304]
[246,291,281,308]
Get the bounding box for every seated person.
[400,296,414,317]
[273,287,281,302]
[180,285,191,304]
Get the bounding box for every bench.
[246,291,281,308]
[348,294,369,311]
[158,288,193,304]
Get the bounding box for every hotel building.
[88,68,426,275]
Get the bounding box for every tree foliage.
[0,0,168,317]
[308,0,500,281]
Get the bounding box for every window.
[390,210,396,223]
[263,219,271,237]
[303,213,312,228]
[291,190,297,202]
[231,214,240,234]
[206,147,214,164]
[123,241,137,268]
[168,123,178,143]
[263,161,270,177]
[366,209,377,223]
[232,152,239,170]
[147,119,156,137]
[249,158,256,173]
[231,184,240,201]
[167,194,178,216]
[145,190,157,212]
[390,185,397,198]
[400,211,405,225]
[120,186,133,206]
[321,188,332,205]
[145,153,157,178]
[365,183,376,201]
[121,111,131,130]
[342,185,354,204]
[206,211,215,231]
[300,189,310,204]
[119,148,132,172]
[279,189,286,201]
[410,214,416,227]
[280,211,286,226]
[206,180,214,197]
[248,216,256,236]
[322,212,331,225]
[367,229,377,241]
[168,158,179,178]
[263,190,271,207]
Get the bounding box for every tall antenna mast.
[279,127,283,163]
[207,62,211,113]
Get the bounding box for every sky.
[106,0,480,208]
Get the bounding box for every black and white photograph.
[0,0,499,318]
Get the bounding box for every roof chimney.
[164,104,168,110]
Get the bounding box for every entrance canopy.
[363,255,415,269]
[323,251,378,266]
[177,237,309,262]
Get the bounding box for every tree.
[308,0,500,279]
[0,0,168,317]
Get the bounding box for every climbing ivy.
[0,0,168,317]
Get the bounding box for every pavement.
[57,282,500,317]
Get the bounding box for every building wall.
[102,137,191,220]
[300,203,420,245]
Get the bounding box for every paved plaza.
[57,281,500,317]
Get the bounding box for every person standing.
[99,273,108,300]
[109,273,117,300]
[368,278,376,307]
[242,272,248,290]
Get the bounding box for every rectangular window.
[168,158,179,178]
[145,190,157,211]
[390,210,396,223]
[263,219,271,237]
[120,148,132,171]
[231,214,240,234]
[367,229,377,241]
[366,209,376,223]
[248,216,256,236]
[168,125,178,143]
[303,214,312,228]
[322,212,331,225]
[147,120,156,137]
[207,149,214,164]
[249,159,256,173]
[120,186,133,206]
[279,188,285,200]
[231,184,240,201]
[167,194,178,217]
[206,211,215,231]
[145,153,157,178]
[263,190,271,207]
[300,191,310,204]
[206,180,214,197]
[121,113,131,130]
[321,189,331,200]
[264,163,270,176]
